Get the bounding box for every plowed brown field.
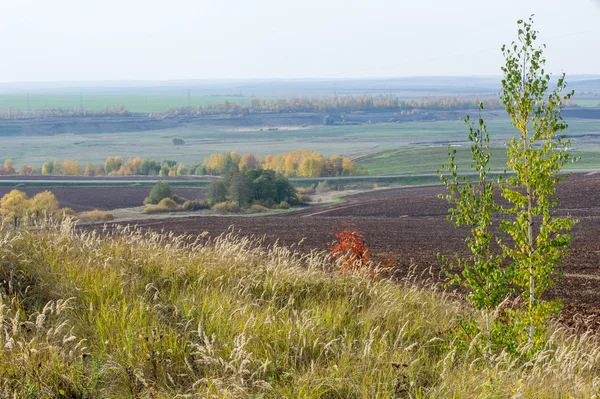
[82,173,600,330]
[0,187,206,212]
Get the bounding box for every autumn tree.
[52,160,62,175]
[203,153,238,175]
[29,191,59,218]
[104,156,124,175]
[239,153,259,169]
[140,159,162,176]
[2,159,15,175]
[83,163,95,176]
[63,160,82,176]
[41,161,54,175]
[0,190,29,226]
[19,164,38,175]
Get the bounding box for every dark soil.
[0,186,205,212]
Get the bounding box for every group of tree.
[263,150,359,177]
[0,190,74,227]
[206,167,299,209]
[439,17,576,358]
[4,150,361,178]
[0,159,37,176]
[202,150,361,177]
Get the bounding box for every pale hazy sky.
[1,0,599,82]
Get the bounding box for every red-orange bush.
[328,226,394,278]
[328,227,374,275]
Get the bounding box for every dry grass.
[0,219,599,397]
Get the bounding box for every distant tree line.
[1,104,129,119]
[162,95,511,117]
[0,150,361,178]
[1,94,580,120]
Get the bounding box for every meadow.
[3,117,600,175]
[1,220,599,397]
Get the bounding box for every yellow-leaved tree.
[0,190,30,226]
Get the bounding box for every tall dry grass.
[0,218,599,398]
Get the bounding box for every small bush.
[316,180,331,193]
[211,201,240,214]
[274,201,290,210]
[296,185,316,195]
[182,200,209,211]
[158,198,178,210]
[248,204,270,213]
[171,194,187,205]
[143,206,167,214]
[297,194,311,204]
[328,226,387,279]
[252,199,274,208]
[57,207,77,219]
[82,209,114,222]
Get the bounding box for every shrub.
[296,185,316,195]
[182,200,209,211]
[316,180,331,193]
[274,201,290,210]
[82,209,114,222]
[171,194,187,205]
[158,198,178,210]
[248,204,269,213]
[142,205,164,214]
[211,201,240,214]
[147,180,172,204]
[297,194,311,204]
[327,226,386,278]
[56,207,77,219]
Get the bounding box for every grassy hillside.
[0,221,599,397]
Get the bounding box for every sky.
[1,0,599,82]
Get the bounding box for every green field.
[1,119,509,168]
[0,94,253,113]
[355,146,600,175]
[2,118,599,174]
